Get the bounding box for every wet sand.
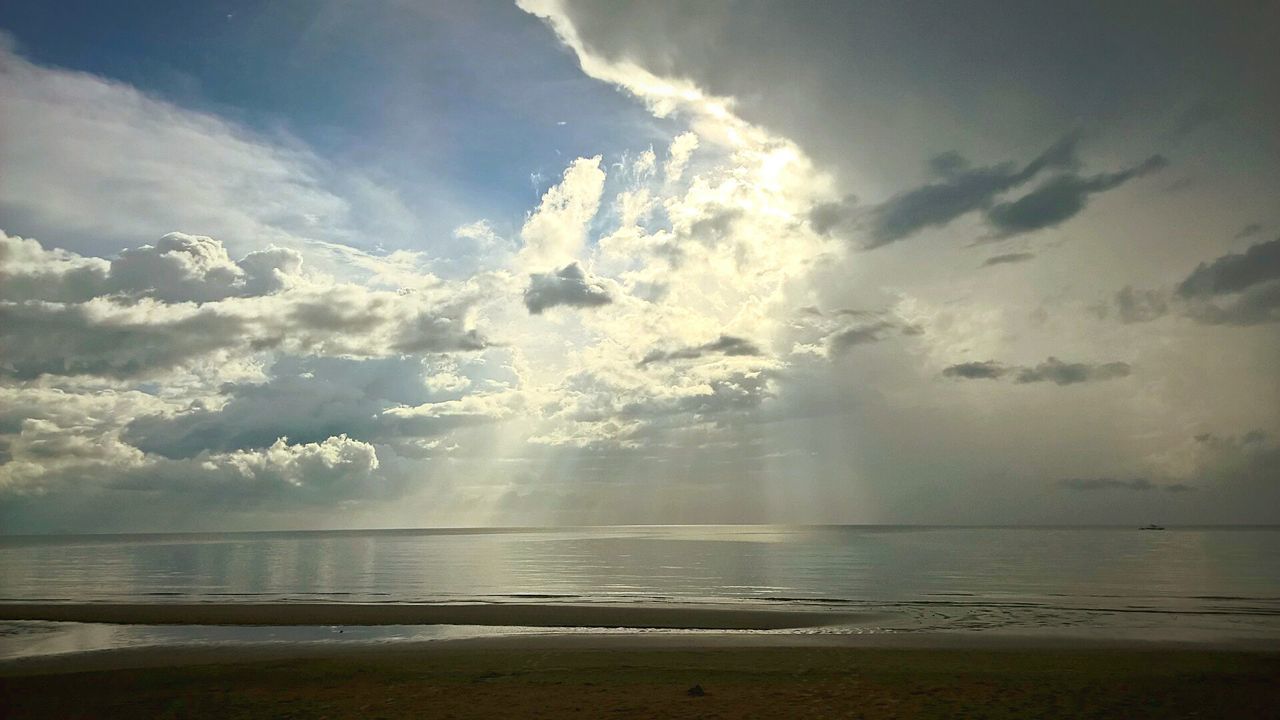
[2,603,1278,717]
[0,602,869,630]
[3,639,1278,719]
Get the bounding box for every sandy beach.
[3,632,1278,719]
[2,603,1278,718]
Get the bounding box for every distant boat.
[1139,523,1165,530]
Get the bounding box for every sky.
[1,1,1277,532]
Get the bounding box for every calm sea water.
[2,526,1278,654]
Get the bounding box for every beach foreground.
[4,640,1278,719]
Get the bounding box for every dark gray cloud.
[1103,238,1280,326]
[1058,477,1192,492]
[943,357,1131,386]
[524,262,612,314]
[1014,357,1131,385]
[120,354,516,460]
[123,357,436,458]
[864,134,1079,246]
[942,361,1009,380]
[1185,281,1280,326]
[1176,237,1280,299]
[984,156,1168,238]
[982,252,1036,267]
[828,320,897,354]
[807,194,858,235]
[1111,285,1171,323]
[0,302,247,380]
[640,335,761,366]
[1192,430,1279,482]
[1235,223,1263,239]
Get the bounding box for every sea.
[2,525,1278,659]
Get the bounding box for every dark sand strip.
[0,602,869,629]
[3,644,1278,719]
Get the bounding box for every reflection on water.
[0,621,548,660]
[1,526,1278,643]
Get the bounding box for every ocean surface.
[2,526,1278,657]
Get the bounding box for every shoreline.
[4,624,1279,677]
[0,601,871,630]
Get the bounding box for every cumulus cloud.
[518,156,606,268]
[943,357,1131,385]
[0,231,303,304]
[524,262,612,314]
[0,233,487,379]
[664,131,699,183]
[120,354,522,461]
[0,300,247,380]
[2,431,383,508]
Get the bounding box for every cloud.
[1102,237,1280,326]
[812,137,1165,246]
[524,262,612,314]
[639,335,762,366]
[664,131,699,183]
[1058,477,1192,492]
[0,231,303,304]
[0,41,367,256]
[828,321,898,354]
[862,134,1079,246]
[1235,223,1263,239]
[1056,431,1278,511]
[1111,285,1171,323]
[0,300,248,380]
[1189,430,1280,487]
[1014,357,1131,385]
[942,361,1009,380]
[3,432,384,509]
[518,156,606,268]
[1176,237,1280,298]
[981,252,1036,267]
[0,233,488,379]
[784,307,921,359]
[808,194,859,236]
[121,356,444,458]
[943,357,1131,385]
[984,156,1168,238]
[1175,235,1280,325]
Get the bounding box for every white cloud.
[517,156,606,269]
[665,132,699,184]
[0,233,488,380]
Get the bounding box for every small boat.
[1139,523,1165,530]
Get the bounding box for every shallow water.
[2,525,1278,655]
